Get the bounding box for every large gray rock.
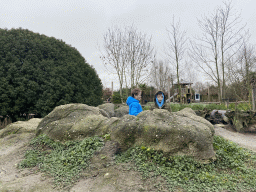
[114,106,129,117]
[98,103,115,117]
[0,118,42,138]
[36,104,215,160]
[36,103,107,141]
[109,108,215,160]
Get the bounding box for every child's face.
[157,94,163,102]
[134,92,142,101]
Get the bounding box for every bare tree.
[166,16,187,103]
[124,26,154,88]
[100,25,154,100]
[226,39,256,102]
[100,27,126,99]
[193,81,206,94]
[219,1,245,99]
[184,60,198,83]
[190,1,246,101]
[150,59,172,92]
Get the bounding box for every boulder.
[109,108,215,160]
[175,108,214,135]
[36,103,107,141]
[225,110,256,132]
[98,103,115,117]
[114,106,129,117]
[36,104,215,160]
[0,118,42,138]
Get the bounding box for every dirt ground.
[0,132,170,192]
[1,124,256,192]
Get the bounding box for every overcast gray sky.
[1,0,256,89]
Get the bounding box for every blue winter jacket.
[126,96,143,116]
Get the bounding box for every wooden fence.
[0,116,12,129]
[0,114,36,129]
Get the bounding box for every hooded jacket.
[154,91,167,109]
[152,91,171,111]
[126,96,143,116]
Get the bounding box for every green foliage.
[205,103,227,110]
[171,102,251,112]
[0,28,103,119]
[116,135,256,191]
[170,103,227,112]
[142,105,151,110]
[112,92,122,104]
[170,103,189,112]
[18,134,104,189]
[228,102,251,111]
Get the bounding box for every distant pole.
[208,87,210,102]
[252,84,255,111]
[171,75,174,102]
[168,77,170,101]
[111,81,114,96]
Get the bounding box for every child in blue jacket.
[126,88,143,116]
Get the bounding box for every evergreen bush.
[0,28,103,120]
[112,92,122,104]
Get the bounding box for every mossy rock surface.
[36,103,106,141]
[109,108,215,160]
[0,118,42,138]
[36,104,215,160]
[98,103,115,117]
[114,106,129,117]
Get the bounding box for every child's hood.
[126,96,139,105]
[154,90,166,108]
[154,91,166,102]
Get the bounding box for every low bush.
[116,135,256,191]
[228,102,251,111]
[19,134,104,189]
[19,134,256,191]
[112,92,122,104]
[142,105,151,110]
[170,103,227,112]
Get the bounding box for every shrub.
[205,103,227,110]
[228,102,251,111]
[112,92,122,104]
[0,28,103,120]
[116,135,256,191]
[142,105,151,110]
[170,103,228,112]
[19,134,104,188]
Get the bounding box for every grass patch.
[169,103,250,112]
[228,102,251,111]
[142,105,151,110]
[19,134,256,191]
[170,103,222,112]
[143,102,251,112]
[115,135,256,192]
[18,134,104,189]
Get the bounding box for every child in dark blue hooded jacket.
[126,88,143,116]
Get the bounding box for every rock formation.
[0,118,42,138]
[35,103,215,160]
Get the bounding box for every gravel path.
[214,125,256,152]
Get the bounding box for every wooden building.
[173,79,193,103]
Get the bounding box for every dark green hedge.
[0,28,103,120]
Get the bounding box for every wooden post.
[111,81,114,96]
[252,85,255,111]
[171,76,174,102]
[208,87,210,102]
[168,77,170,102]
